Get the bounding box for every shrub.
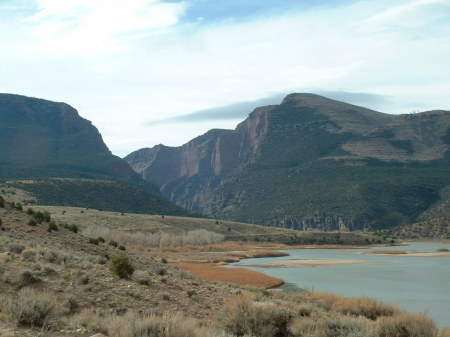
[18,270,41,288]
[64,297,79,314]
[28,219,37,227]
[134,270,151,285]
[5,288,58,327]
[97,236,105,243]
[110,255,134,279]
[161,291,171,300]
[47,222,58,232]
[109,240,118,247]
[42,250,63,264]
[79,273,90,285]
[26,208,34,215]
[8,243,25,254]
[15,202,23,211]
[332,296,400,320]
[291,315,371,337]
[21,249,37,262]
[119,245,126,251]
[43,211,51,222]
[88,238,100,245]
[106,311,210,337]
[219,294,295,337]
[302,292,400,320]
[33,211,45,224]
[0,196,4,207]
[59,223,78,233]
[374,313,437,337]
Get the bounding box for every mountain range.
[125,93,450,230]
[0,93,189,216]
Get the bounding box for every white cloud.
[23,0,187,54]
[1,0,449,156]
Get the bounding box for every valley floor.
[1,201,449,336]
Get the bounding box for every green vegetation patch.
[8,178,189,216]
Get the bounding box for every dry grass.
[173,262,284,288]
[4,288,59,327]
[219,294,295,337]
[301,292,401,320]
[291,314,372,337]
[374,313,437,337]
[439,328,450,337]
[131,241,290,265]
[71,309,233,337]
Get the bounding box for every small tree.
[110,255,134,279]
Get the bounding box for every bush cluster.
[9,201,23,211]
[59,223,78,233]
[110,255,134,279]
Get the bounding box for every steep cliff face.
[126,93,450,230]
[125,105,275,212]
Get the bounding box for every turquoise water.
[231,242,450,328]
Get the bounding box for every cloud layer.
[1,0,449,156]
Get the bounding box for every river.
[230,241,450,328]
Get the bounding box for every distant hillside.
[0,178,189,216]
[126,93,450,230]
[0,94,190,216]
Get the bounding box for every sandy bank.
[244,258,368,268]
[363,250,450,257]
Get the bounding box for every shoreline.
[244,258,368,268]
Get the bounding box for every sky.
[1,0,449,156]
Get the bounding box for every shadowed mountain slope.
[0,94,189,216]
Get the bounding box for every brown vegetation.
[299,291,401,320]
[172,263,284,288]
[436,247,450,252]
[374,313,437,337]
[364,250,408,255]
